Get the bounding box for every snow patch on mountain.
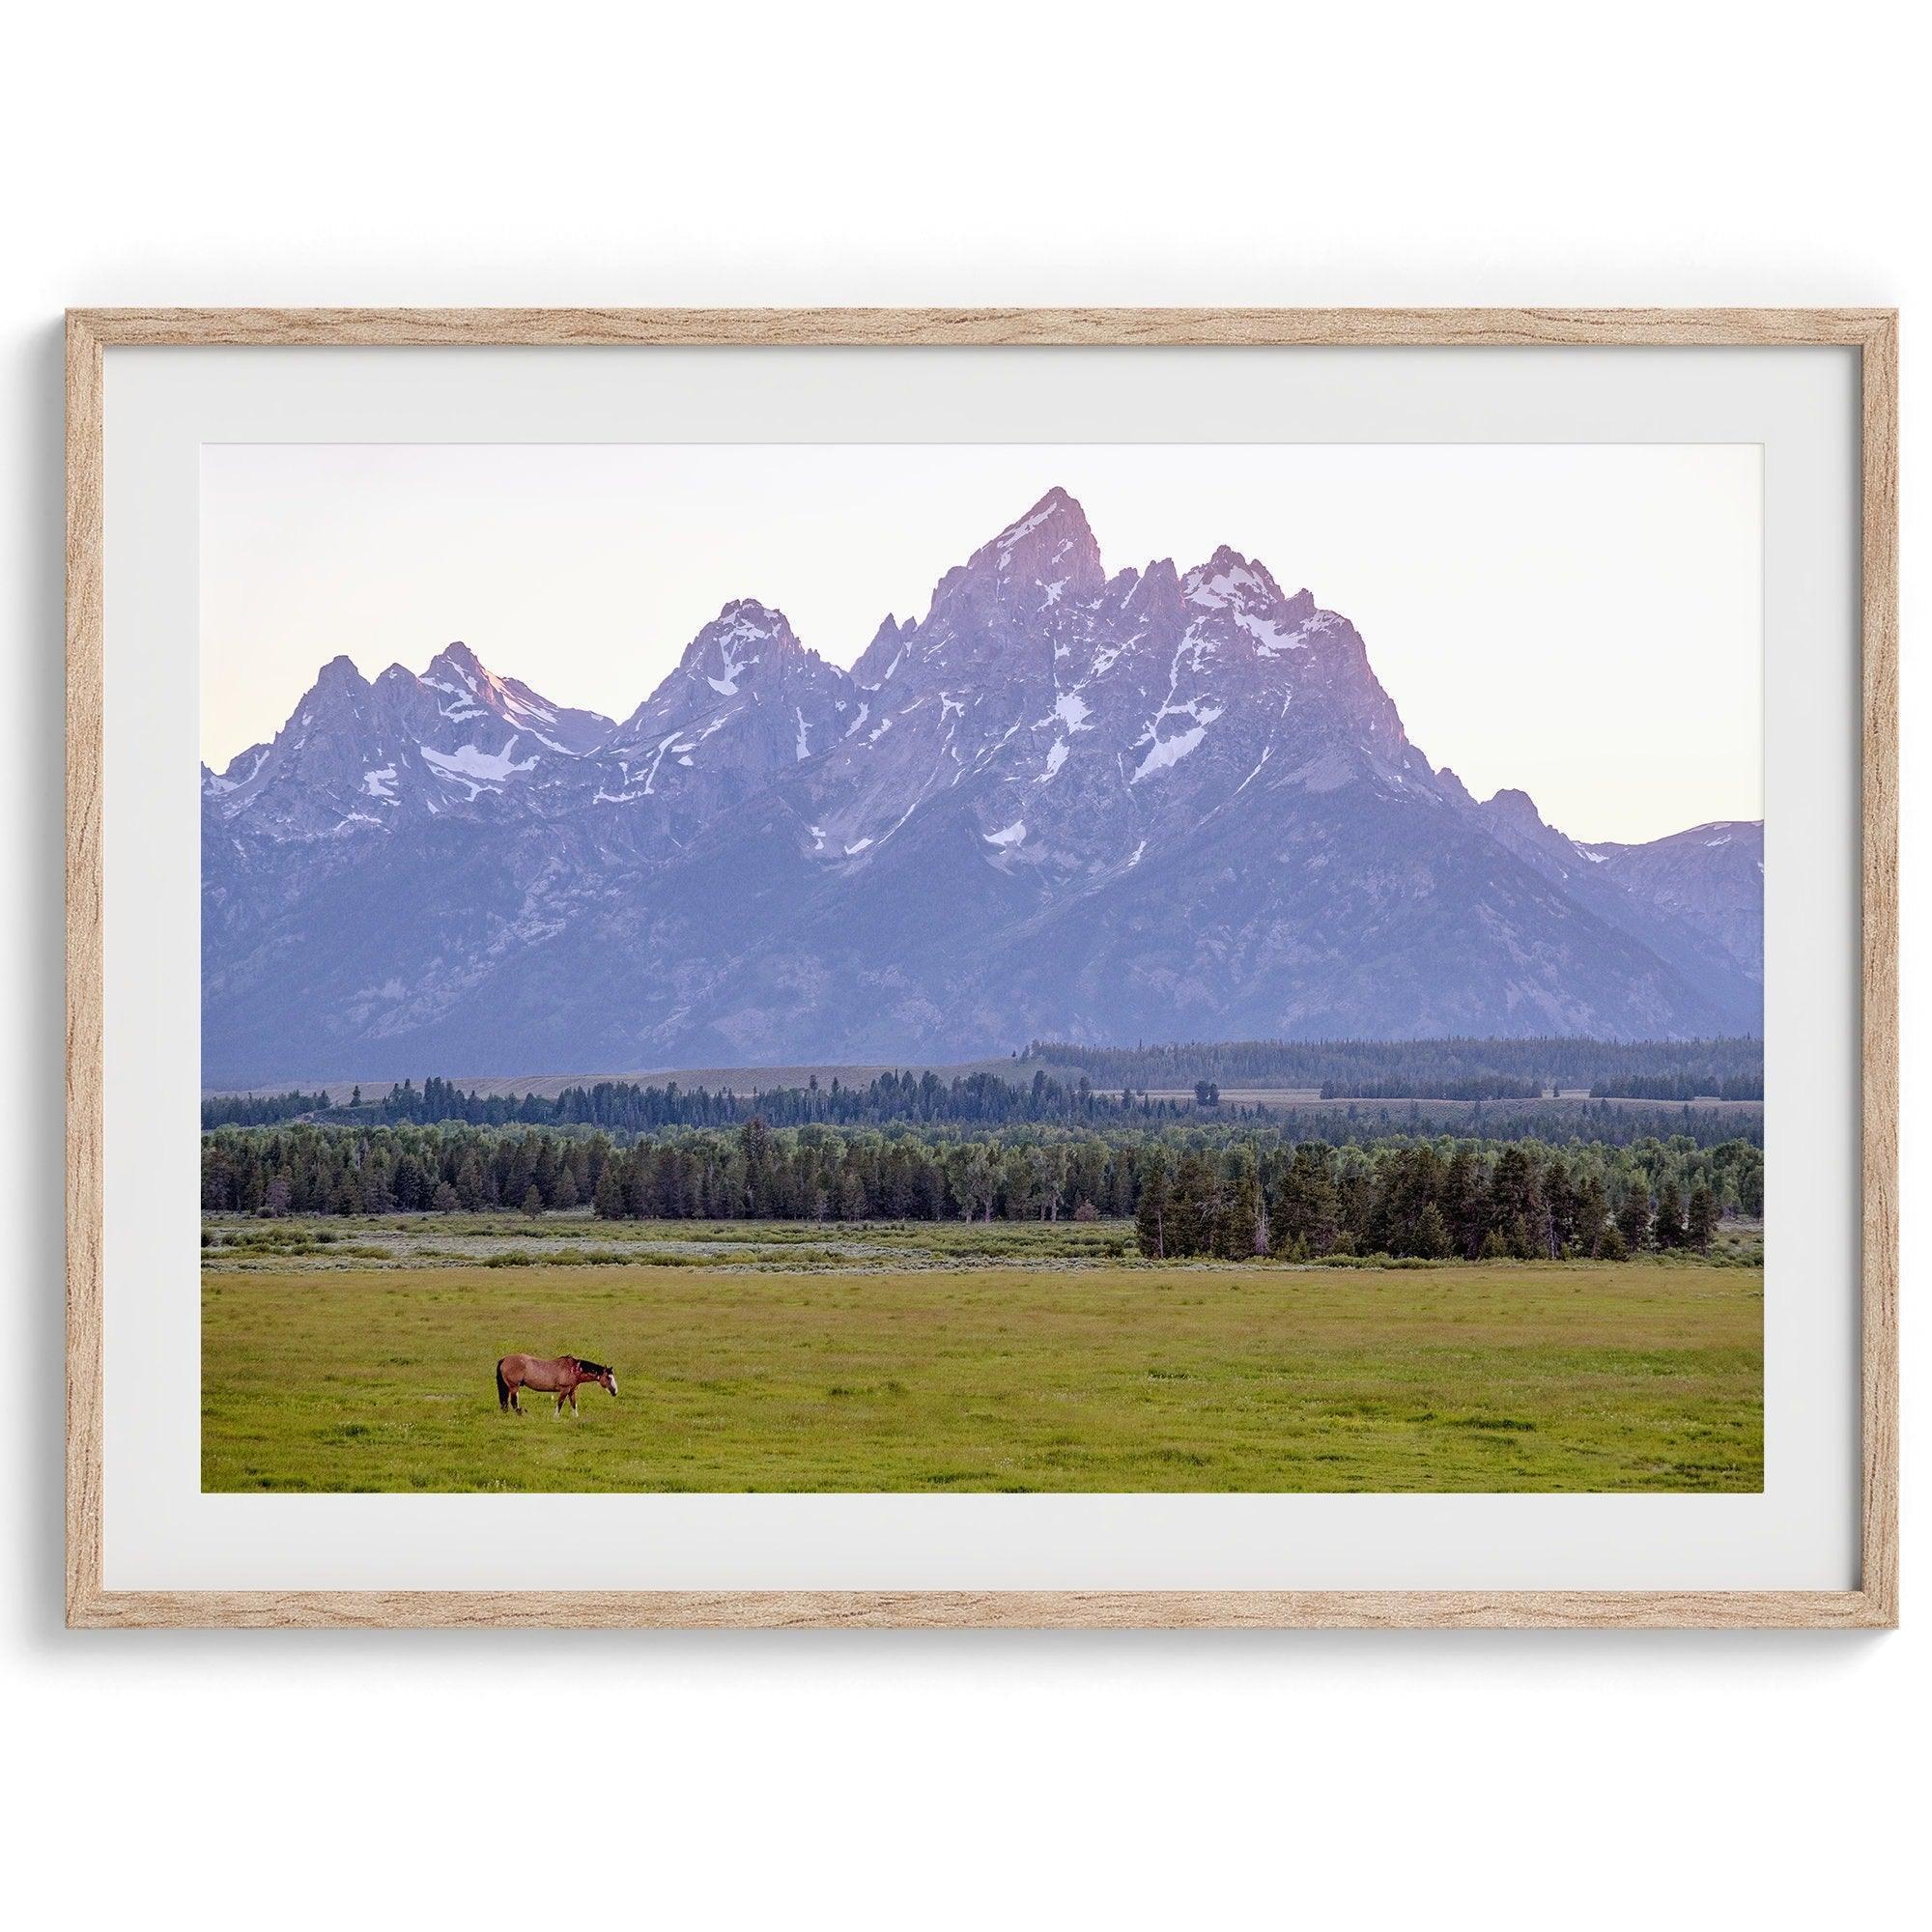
[1132,724,1209,781]
[1052,691,1092,732]
[419,739,539,794]
[1186,563,1264,609]
[201,487,1766,1079]
[996,501,1063,552]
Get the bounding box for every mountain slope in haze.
[201,489,1763,1084]
[1581,821,1765,980]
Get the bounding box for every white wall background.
[2,4,1919,1924]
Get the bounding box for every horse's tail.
[496,1358,511,1409]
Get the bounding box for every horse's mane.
[577,1358,610,1377]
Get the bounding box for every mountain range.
[202,487,1763,1086]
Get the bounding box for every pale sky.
[202,443,1761,844]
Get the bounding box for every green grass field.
[201,1218,1761,1492]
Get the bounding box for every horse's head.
[582,1359,617,1398]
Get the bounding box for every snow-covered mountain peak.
[203,492,1766,1079]
[992,484,1088,550]
[415,640,613,753]
[673,599,798,694]
[599,599,854,810]
[961,486,1106,605]
[1184,545,1281,603]
[425,638,486,678]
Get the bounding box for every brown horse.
[496,1353,617,1416]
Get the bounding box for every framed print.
[66,307,1897,1628]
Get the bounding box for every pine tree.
[1414,1202,1450,1259]
[1489,1148,1541,1250]
[1134,1157,1171,1259]
[1271,1143,1339,1257]
[1653,1179,1688,1249]
[592,1161,627,1220]
[1688,1183,1719,1252]
[1216,1158,1262,1259]
[1616,1179,1652,1251]
[1572,1172,1608,1258]
[1167,1153,1215,1257]
[1441,1146,1482,1258]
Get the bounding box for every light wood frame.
[66,308,1899,1630]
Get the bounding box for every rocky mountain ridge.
[203,488,1763,1085]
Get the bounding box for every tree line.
[1317,1077,1544,1101]
[1246,1100,1757,1150]
[201,1069,1762,1151]
[1021,1034,1764,1095]
[1132,1138,1750,1263]
[202,1118,1761,1255]
[202,1067,1206,1134]
[1589,1073,1764,1101]
[200,1088,333,1129]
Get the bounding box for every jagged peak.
[602,597,851,742]
[421,639,500,691]
[998,485,1081,539]
[851,611,920,690]
[680,598,798,664]
[965,486,1103,590]
[1182,546,1294,611]
[375,640,611,754]
[307,654,368,698]
[719,595,786,630]
[865,611,915,653]
[1482,786,1549,831]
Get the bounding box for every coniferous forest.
[201,1115,1759,1262]
[1016,1035,1764,1097]
[202,1037,1765,1266]
[202,1042,1763,1146]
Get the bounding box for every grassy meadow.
[202,1214,1762,1493]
